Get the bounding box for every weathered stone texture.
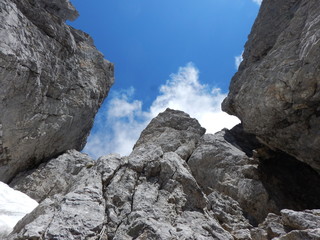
[10,150,94,202]
[3,0,320,238]
[10,155,105,240]
[188,126,276,224]
[222,0,320,172]
[188,124,320,226]
[251,209,320,240]
[7,109,235,240]
[0,0,114,183]
[8,110,320,239]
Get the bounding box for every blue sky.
[68,0,261,158]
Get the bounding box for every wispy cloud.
[252,0,262,5]
[150,63,239,133]
[83,63,240,158]
[235,52,243,70]
[83,88,149,158]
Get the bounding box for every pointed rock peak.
[133,108,206,152]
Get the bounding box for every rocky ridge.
[6,109,320,239]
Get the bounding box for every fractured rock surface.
[251,209,320,240]
[0,0,114,183]
[10,150,94,202]
[188,125,320,225]
[7,109,320,239]
[8,109,233,240]
[2,0,320,239]
[222,0,320,172]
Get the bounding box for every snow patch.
[0,182,38,237]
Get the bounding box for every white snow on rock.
[0,182,38,238]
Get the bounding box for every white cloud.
[252,0,262,5]
[235,51,243,70]
[83,88,149,158]
[83,63,240,158]
[150,63,239,133]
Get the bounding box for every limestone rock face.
[0,0,114,183]
[11,153,105,240]
[207,191,252,239]
[188,125,320,225]
[188,126,275,224]
[251,209,320,240]
[10,150,94,202]
[222,0,320,172]
[133,108,206,160]
[7,109,320,239]
[8,109,234,240]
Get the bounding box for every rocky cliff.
[222,0,320,173]
[0,0,114,183]
[2,0,320,239]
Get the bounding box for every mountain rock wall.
[0,0,114,183]
[8,110,233,239]
[222,0,320,172]
[7,109,320,239]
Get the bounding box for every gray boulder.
[10,154,105,240]
[0,0,114,183]
[207,191,252,239]
[10,150,94,202]
[222,0,320,172]
[188,124,320,225]
[251,209,320,240]
[188,126,275,224]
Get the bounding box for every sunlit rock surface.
[0,0,114,183]
[2,0,320,239]
[222,0,320,172]
[251,209,320,240]
[7,109,320,239]
[8,110,233,239]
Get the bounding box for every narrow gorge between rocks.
[1,0,320,239]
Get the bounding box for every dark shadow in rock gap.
[224,124,263,157]
[258,149,320,212]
